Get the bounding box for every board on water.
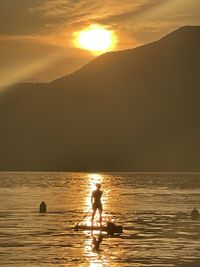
[74,222,123,235]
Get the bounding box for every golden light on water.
[74,24,117,55]
[88,174,103,188]
[89,263,102,267]
[84,173,110,226]
[85,173,103,209]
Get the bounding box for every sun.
[74,24,117,55]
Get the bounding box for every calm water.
[0,172,200,267]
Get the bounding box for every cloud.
[1,0,200,41]
[31,0,161,26]
[28,0,200,47]
[27,0,165,49]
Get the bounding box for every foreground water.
[0,172,200,267]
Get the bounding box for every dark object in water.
[74,222,123,234]
[39,201,47,213]
[106,222,124,236]
[191,208,199,220]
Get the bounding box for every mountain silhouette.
[0,25,200,171]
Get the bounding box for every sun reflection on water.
[83,173,112,227]
[83,232,104,267]
[88,174,103,188]
[82,173,113,266]
[89,262,103,267]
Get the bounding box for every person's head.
[96,183,101,189]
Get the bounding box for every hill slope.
[0,26,200,171]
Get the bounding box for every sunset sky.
[0,0,200,87]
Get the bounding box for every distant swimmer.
[191,207,199,220]
[91,183,103,226]
[39,201,47,213]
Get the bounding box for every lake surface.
[0,172,200,267]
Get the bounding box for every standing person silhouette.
[91,183,103,226]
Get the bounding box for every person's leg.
[91,208,96,226]
[99,207,103,225]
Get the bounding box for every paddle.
[74,209,91,231]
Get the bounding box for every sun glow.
[74,24,117,55]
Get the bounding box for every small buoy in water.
[39,201,47,213]
[191,208,199,220]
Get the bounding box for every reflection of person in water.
[91,183,103,226]
[91,234,103,251]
